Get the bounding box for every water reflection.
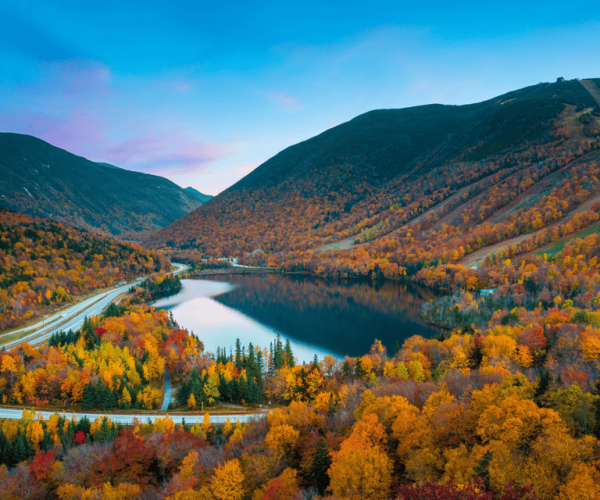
[155,275,439,360]
[152,280,335,363]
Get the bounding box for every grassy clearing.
[535,222,600,257]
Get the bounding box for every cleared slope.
[147,79,596,256]
[0,133,205,241]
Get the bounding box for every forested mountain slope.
[147,79,600,265]
[0,133,209,241]
[0,208,168,331]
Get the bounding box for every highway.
[0,407,266,425]
[0,262,250,423]
[0,262,188,349]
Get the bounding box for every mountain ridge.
[0,133,209,242]
[146,78,600,262]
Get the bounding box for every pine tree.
[13,432,32,464]
[235,339,243,371]
[219,373,230,402]
[394,341,401,356]
[76,417,90,437]
[342,361,350,378]
[246,375,261,405]
[177,379,190,406]
[534,369,553,406]
[0,431,7,466]
[268,342,275,376]
[284,339,294,367]
[311,354,319,372]
[238,375,248,404]
[40,431,54,452]
[247,343,257,378]
[94,417,117,444]
[274,334,283,369]
[255,348,264,388]
[2,438,14,468]
[308,437,332,495]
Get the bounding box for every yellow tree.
[211,459,245,500]
[328,414,392,500]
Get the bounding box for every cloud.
[267,90,305,112]
[105,132,223,175]
[0,109,223,176]
[0,110,105,152]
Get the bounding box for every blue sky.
[1,1,599,195]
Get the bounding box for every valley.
[1,79,600,499]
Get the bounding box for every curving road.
[0,262,272,424]
[1,281,143,348]
[1,262,188,349]
[161,370,173,411]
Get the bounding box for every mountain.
[184,187,213,204]
[146,78,600,264]
[0,207,169,331]
[0,133,208,241]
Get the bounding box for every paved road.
[1,262,188,349]
[1,281,142,348]
[0,407,266,424]
[161,370,173,411]
[0,262,208,422]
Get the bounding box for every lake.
[152,274,440,362]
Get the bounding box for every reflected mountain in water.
[207,274,440,358]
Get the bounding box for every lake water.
[152,274,440,363]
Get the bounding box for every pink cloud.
[267,90,305,112]
[0,109,104,153]
[105,133,223,174]
[0,110,222,176]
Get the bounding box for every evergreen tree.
[0,431,7,466]
[394,341,401,356]
[311,354,319,372]
[246,375,261,405]
[268,342,275,376]
[274,334,284,369]
[247,343,257,378]
[40,431,54,452]
[177,379,191,407]
[218,373,230,402]
[534,369,553,406]
[77,416,91,436]
[2,438,14,468]
[94,417,118,443]
[13,431,34,464]
[235,339,243,371]
[255,349,264,388]
[284,339,294,367]
[238,375,248,404]
[354,358,366,379]
[308,437,332,495]
[342,361,351,378]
